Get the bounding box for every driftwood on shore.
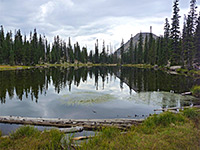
[0,116,144,130]
[154,105,200,112]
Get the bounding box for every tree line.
[0,27,117,66]
[0,0,199,69]
[120,0,200,70]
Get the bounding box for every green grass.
[0,65,32,71]
[0,109,200,150]
[10,126,40,139]
[122,64,153,68]
[0,130,2,137]
[191,85,200,97]
[80,109,200,150]
[0,126,64,150]
[183,108,199,119]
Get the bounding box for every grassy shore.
[0,63,118,71]
[0,65,33,71]
[0,108,199,150]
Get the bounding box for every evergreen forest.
[0,0,199,70]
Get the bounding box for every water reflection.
[0,66,197,104]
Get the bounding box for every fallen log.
[72,136,93,141]
[181,92,192,96]
[0,116,144,130]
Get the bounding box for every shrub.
[191,85,200,97]
[183,108,198,119]
[144,112,185,128]
[0,130,2,137]
[48,129,64,149]
[10,126,40,139]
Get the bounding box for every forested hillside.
[0,0,199,69]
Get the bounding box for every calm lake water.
[0,66,198,135]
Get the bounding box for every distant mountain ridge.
[115,32,158,57]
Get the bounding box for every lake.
[0,66,198,135]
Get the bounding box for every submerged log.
[0,116,144,130]
[58,126,84,133]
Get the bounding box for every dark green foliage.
[94,39,99,63]
[163,18,170,65]
[129,35,134,64]
[170,0,181,65]
[191,85,200,97]
[143,35,148,64]
[100,41,106,64]
[137,32,143,64]
[120,39,124,64]
[195,13,200,65]
[183,0,198,69]
[68,37,74,63]
[148,33,156,65]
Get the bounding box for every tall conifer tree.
[170,0,181,65]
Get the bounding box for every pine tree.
[68,37,74,63]
[89,50,93,63]
[0,26,5,64]
[100,40,106,63]
[94,39,99,63]
[82,47,88,63]
[148,32,156,65]
[195,13,200,66]
[5,31,13,64]
[163,18,170,65]
[134,44,137,64]
[63,41,68,62]
[120,39,124,64]
[30,29,39,65]
[129,35,134,64]
[184,0,198,69]
[137,32,143,64]
[170,0,181,65]
[143,35,148,64]
[14,29,23,65]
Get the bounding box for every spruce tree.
[137,32,143,64]
[100,40,106,63]
[0,26,5,64]
[170,0,181,65]
[129,35,134,64]
[94,39,99,63]
[67,37,74,63]
[89,50,93,63]
[5,31,13,64]
[143,35,148,64]
[195,13,200,66]
[134,44,137,64]
[82,47,88,63]
[184,0,198,69]
[163,18,170,65]
[120,39,124,64]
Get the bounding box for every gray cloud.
[0,0,200,50]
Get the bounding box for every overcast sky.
[0,0,200,52]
